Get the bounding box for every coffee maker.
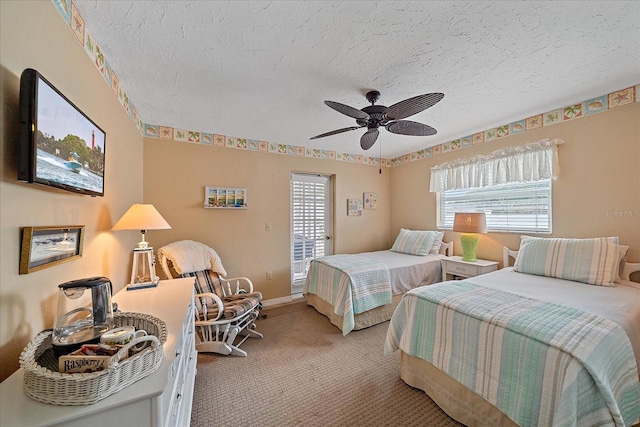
[52,276,116,356]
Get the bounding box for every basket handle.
[110,335,161,367]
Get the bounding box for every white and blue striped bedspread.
[385,280,640,427]
[305,254,391,335]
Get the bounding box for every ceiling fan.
[310,90,444,150]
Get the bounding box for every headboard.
[502,246,519,268]
[502,246,640,282]
[440,241,453,257]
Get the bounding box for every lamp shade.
[112,204,171,287]
[453,212,486,234]
[112,204,171,232]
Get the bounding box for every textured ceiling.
[73,1,640,159]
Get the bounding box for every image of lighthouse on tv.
[34,78,106,195]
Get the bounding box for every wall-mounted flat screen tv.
[18,68,106,197]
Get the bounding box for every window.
[431,138,562,234]
[436,179,552,233]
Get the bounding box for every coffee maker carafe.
[52,276,115,356]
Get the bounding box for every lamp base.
[126,278,159,291]
[460,233,479,262]
[130,247,159,288]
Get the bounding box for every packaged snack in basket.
[58,343,125,373]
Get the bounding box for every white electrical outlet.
[265,223,272,231]
[266,271,272,280]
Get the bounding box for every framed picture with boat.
[19,226,84,274]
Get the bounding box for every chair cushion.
[197,299,221,321]
[221,292,263,319]
[197,292,263,321]
[182,270,262,319]
[182,270,224,298]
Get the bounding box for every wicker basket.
[19,312,167,405]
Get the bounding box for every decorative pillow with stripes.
[514,236,619,286]
[391,229,437,256]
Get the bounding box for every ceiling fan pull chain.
[379,132,382,174]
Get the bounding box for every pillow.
[391,229,437,256]
[429,231,445,255]
[513,236,619,286]
[615,244,630,283]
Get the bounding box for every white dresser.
[0,278,197,427]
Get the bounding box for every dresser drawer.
[442,257,499,281]
[167,346,196,426]
[167,354,186,427]
[448,262,480,276]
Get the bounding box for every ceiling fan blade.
[384,93,444,120]
[324,101,370,120]
[310,126,363,140]
[386,120,437,136]
[360,128,379,150]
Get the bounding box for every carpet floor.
[190,302,464,427]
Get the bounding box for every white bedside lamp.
[453,212,486,262]
[112,204,171,289]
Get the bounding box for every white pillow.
[429,231,445,255]
[514,236,619,286]
[391,229,437,256]
[615,244,630,283]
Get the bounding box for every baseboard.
[262,293,306,308]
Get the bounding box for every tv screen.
[18,68,106,197]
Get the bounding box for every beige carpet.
[190,302,464,427]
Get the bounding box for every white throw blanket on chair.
[158,240,227,276]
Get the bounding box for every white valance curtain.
[429,138,564,192]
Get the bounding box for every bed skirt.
[399,351,518,427]
[306,293,403,331]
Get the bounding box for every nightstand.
[441,256,499,281]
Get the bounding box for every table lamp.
[112,204,171,289]
[453,212,486,262]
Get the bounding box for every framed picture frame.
[347,199,362,216]
[363,192,377,209]
[19,226,84,274]
[204,186,248,209]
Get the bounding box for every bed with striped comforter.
[304,254,391,335]
[385,280,640,427]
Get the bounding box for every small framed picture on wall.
[205,186,248,209]
[364,192,377,209]
[20,225,84,274]
[347,199,362,216]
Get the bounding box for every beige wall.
[390,103,640,266]
[0,1,144,381]
[143,137,391,300]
